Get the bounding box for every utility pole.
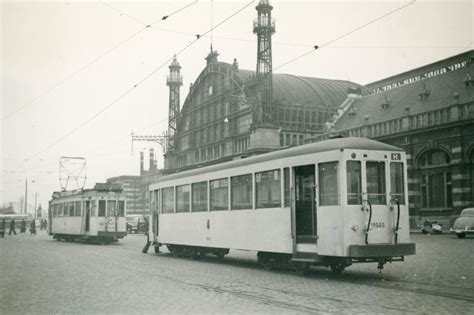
[24,177,28,214]
[34,193,38,219]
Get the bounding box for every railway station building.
[161,0,473,225]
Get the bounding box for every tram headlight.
[351,225,359,231]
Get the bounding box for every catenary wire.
[1,0,199,121]
[274,0,417,71]
[15,0,256,174]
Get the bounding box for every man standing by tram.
[9,218,17,235]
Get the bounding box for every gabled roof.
[333,51,474,130]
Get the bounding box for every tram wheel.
[456,232,466,239]
[330,263,346,274]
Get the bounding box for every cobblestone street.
[1,231,473,314]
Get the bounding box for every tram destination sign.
[391,153,402,161]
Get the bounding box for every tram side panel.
[159,207,293,253]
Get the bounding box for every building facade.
[160,0,473,225]
[164,0,365,172]
[310,51,474,226]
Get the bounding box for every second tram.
[49,184,127,243]
[148,137,416,272]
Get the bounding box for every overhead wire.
[14,0,256,174]
[1,0,200,121]
[274,0,417,71]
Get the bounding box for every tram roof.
[153,137,403,184]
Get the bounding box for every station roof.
[234,69,367,108]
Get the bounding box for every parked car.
[126,214,147,234]
[451,208,474,238]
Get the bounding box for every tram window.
[347,161,362,205]
[210,178,228,211]
[176,185,190,213]
[118,201,125,216]
[75,202,81,216]
[390,162,405,204]
[90,200,96,217]
[107,200,117,216]
[98,200,106,217]
[192,181,208,212]
[284,168,290,207]
[58,203,64,216]
[319,162,339,206]
[231,174,252,210]
[366,161,386,204]
[162,187,175,214]
[70,203,75,216]
[256,169,281,208]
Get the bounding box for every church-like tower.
[253,0,275,124]
[166,55,183,152]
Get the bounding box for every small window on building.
[256,169,281,209]
[390,162,405,204]
[176,185,190,213]
[192,181,208,212]
[208,85,213,96]
[319,162,339,206]
[210,178,228,211]
[366,161,386,204]
[347,161,362,205]
[98,200,106,217]
[231,174,252,210]
[162,187,175,214]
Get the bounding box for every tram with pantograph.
[48,183,127,244]
[148,137,415,272]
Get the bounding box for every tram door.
[294,165,317,242]
[84,201,90,233]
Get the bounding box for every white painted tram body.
[49,185,127,243]
[149,138,415,271]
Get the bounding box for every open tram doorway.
[294,165,317,242]
[85,201,91,233]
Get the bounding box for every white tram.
[49,184,127,243]
[148,138,415,272]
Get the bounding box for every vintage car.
[451,208,474,238]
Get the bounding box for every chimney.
[149,148,155,171]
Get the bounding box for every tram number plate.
[391,153,401,160]
[370,222,385,229]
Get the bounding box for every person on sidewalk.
[0,219,5,238]
[9,219,17,235]
[29,219,37,235]
[20,219,26,233]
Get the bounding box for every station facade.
[161,0,473,224]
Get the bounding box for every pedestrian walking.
[9,219,17,235]
[30,219,37,236]
[20,219,26,233]
[0,219,5,238]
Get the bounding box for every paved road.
[1,231,473,314]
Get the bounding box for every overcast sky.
[1,0,472,212]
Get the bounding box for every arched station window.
[419,150,452,209]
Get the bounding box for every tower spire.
[253,0,275,124]
[166,55,183,152]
